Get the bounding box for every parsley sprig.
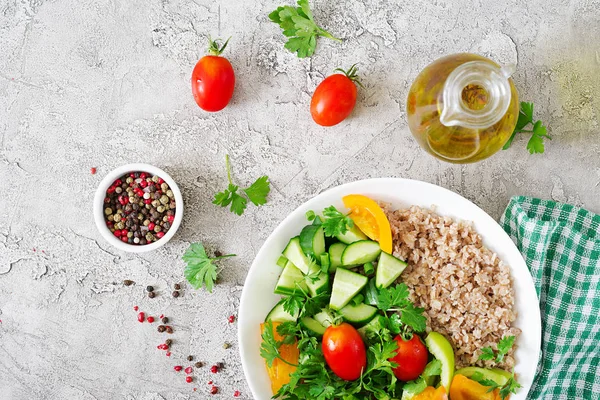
[269,0,341,58]
[281,287,329,319]
[260,320,299,367]
[470,371,523,400]
[478,335,516,364]
[503,102,551,154]
[182,242,235,292]
[376,283,427,333]
[306,206,354,237]
[213,155,270,216]
[402,360,442,396]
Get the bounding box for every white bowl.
[93,163,184,253]
[238,178,541,400]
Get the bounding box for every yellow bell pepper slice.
[413,386,448,400]
[342,194,393,254]
[449,374,503,400]
[260,322,299,394]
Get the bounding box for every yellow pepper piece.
[342,194,393,254]
[450,374,504,400]
[260,322,299,394]
[412,386,448,400]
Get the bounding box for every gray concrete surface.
[0,0,599,398]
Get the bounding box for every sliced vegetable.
[425,332,455,391]
[411,386,448,400]
[376,251,408,288]
[328,242,346,273]
[276,255,288,268]
[450,374,501,400]
[274,262,309,295]
[299,225,326,258]
[260,322,299,394]
[313,308,336,328]
[305,264,330,297]
[342,194,393,254]
[335,224,368,244]
[339,302,377,327]
[300,316,327,336]
[330,268,369,310]
[455,367,512,387]
[341,240,381,266]
[283,237,313,274]
[266,300,299,323]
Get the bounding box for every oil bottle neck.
[439,61,514,129]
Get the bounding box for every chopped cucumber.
[274,263,308,295]
[363,278,380,306]
[375,252,407,288]
[313,308,336,327]
[300,316,327,336]
[320,253,330,271]
[328,242,346,273]
[299,225,326,259]
[305,264,330,297]
[265,300,298,323]
[357,314,387,340]
[455,367,512,386]
[276,255,288,268]
[283,237,312,274]
[341,240,381,266]
[425,332,455,391]
[339,303,377,327]
[336,224,368,244]
[330,268,369,310]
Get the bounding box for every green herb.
[478,335,516,364]
[281,287,329,318]
[422,359,442,377]
[182,242,235,292]
[402,378,427,396]
[470,371,522,400]
[213,155,270,215]
[268,0,341,58]
[503,102,551,154]
[260,320,298,367]
[376,284,427,333]
[306,205,354,237]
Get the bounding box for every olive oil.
[406,53,519,163]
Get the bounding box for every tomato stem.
[208,36,231,56]
[334,63,365,89]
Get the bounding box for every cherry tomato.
[322,323,366,381]
[389,334,429,381]
[310,64,361,127]
[191,38,235,112]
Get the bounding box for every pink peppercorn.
[147,316,155,323]
[148,222,155,231]
[174,365,183,372]
[168,215,175,223]
[186,376,193,383]
[184,366,193,374]
[228,315,236,323]
[234,390,241,397]
[155,232,165,239]
[210,386,218,394]
[210,365,218,374]
[137,312,145,323]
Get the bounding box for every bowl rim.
[93,163,184,253]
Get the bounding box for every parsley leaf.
[260,320,298,368]
[377,284,427,333]
[470,370,522,400]
[478,346,496,361]
[496,335,516,363]
[499,375,522,399]
[503,102,551,154]
[269,0,341,58]
[321,206,354,237]
[403,377,427,395]
[377,283,411,311]
[213,155,270,215]
[470,371,500,390]
[182,242,235,292]
[422,359,442,378]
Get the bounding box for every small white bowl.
[93,163,184,253]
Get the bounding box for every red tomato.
[389,334,429,381]
[310,65,361,127]
[191,38,235,112]
[322,323,366,381]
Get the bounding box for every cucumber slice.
[335,224,368,244]
[375,252,408,288]
[265,300,298,323]
[313,308,336,327]
[300,225,326,259]
[455,367,512,386]
[341,240,381,266]
[320,253,330,271]
[274,263,308,295]
[357,314,386,340]
[283,237,312,274]
[339,303,377,327]
[300,316,327,336]
[330,268,369,310]
[363,278,379,306]
[328,242,346,273]
[305,264,330,297]
[425,332,455,391]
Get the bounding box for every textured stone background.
[0,0,599,398]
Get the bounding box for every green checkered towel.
[501,196,600,400]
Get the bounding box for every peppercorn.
[166,326,173,334]
[123,279,134,286]
[165,339,172,346]
[172,291,180,298]
[146,286,154,292]
[157,325,166,333]
[187,355,193,361]
[195,361,203,368]
[174,283,181,290]
[148,291,155,298]
[216,362,224,369]
[161,317,169,324]
[223,342,231,349]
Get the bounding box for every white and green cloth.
[501,196,600,399]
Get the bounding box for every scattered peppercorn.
[161,317,169,324]
[147,316,155,323]
[228,315,236,323]
[223,342,231,349]
[216,362,224,369]
[146,286,154,292]
[123,279,134,286]
[210,365,218,374]
[210,386,218,394]
[187,355,193,361]
[186,376,193,383]
[195,361,203,368]
[234,390,241,397]
[137,312,145,323]
[165,339,172,346]
[157,325,166,333]
[148,291,155,298]
[172,291,180,298]
[166,326,173,334]
[174,365,183,372]
[174,283,181,290]
[91,167,97,174]
[184,366,193,374]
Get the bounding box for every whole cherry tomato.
[389,334,429,381]
[310,64,361,127]
[191,37,235,112]
[322,323,367,381]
